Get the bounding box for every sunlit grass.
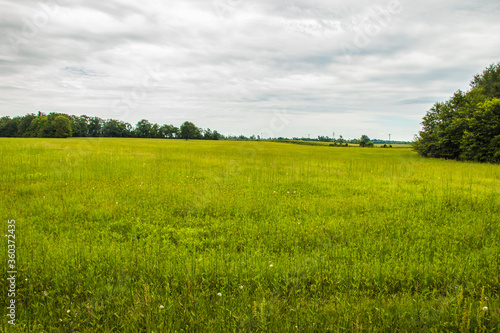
[1,138,499,332]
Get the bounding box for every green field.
[1,138,499,332]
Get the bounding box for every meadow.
[1,138,499,332]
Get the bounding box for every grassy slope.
[1,138,499,332]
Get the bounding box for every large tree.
[159,124,179,138]
[52,115,72,138]
[17,113,37,137]
[103,119,132,137]
[0,117,20,137]
[88,116,104,137]
[413,63,500,163]
[179,121,201,140]
[135,119,154,138]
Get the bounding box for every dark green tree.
[70,115,89,137]
[103,119,132,137]
[52,115,72,138]
[135,119,154,138]
[25,115,52,137]
[414,62,500,162]
[203,128,213,140]
[88,117,104,137]
[212,130,222,140]
[159,124,179,138]
[0,117,20,137]
[459,98,500,162]
[17,113,37,137]
[180,121,200,140]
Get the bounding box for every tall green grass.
[1,138,499,332]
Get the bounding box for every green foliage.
[0,116,20,137]
[459,98,500,162]
[102,119,132,137]
[69,115,89,137]
[360,134,370,142]
[53,115,72,138]
[30,115,53,137]
[414,62,500,162]
[16,113,36,136]
[134,119,154,138]
[158,124,179,138]
[1,139,499,331]
[0,113,223,141]
[358,135,374,148]
[88,116,104,137]
[179,121,201,140]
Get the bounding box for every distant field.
[272,140,411,148]
[1,138,499,332]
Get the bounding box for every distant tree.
[0,117,20,137]
[158,124,178,138]
[0,112,226,141]
[179,121,200,140]
[52,115,72,138]
[196,127,204,139]
[103,119,131,137]
[203,128,213,140]
[212,130,222,140]
[88,117,104,137]
[360,135,370,142]
[151,123,161,138]
[26,115,52,137]
[135,119,154,138]
[70,115,89,137]
[17,113,37,137]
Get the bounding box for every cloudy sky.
[1,0,499,140]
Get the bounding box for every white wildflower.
[217,292,222,297]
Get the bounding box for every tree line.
[413,62,500,163]
[0,112,223,140]
[0,111,410,145]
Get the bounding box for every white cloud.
[1,0,499,140]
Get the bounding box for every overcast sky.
[1,0,499,140]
